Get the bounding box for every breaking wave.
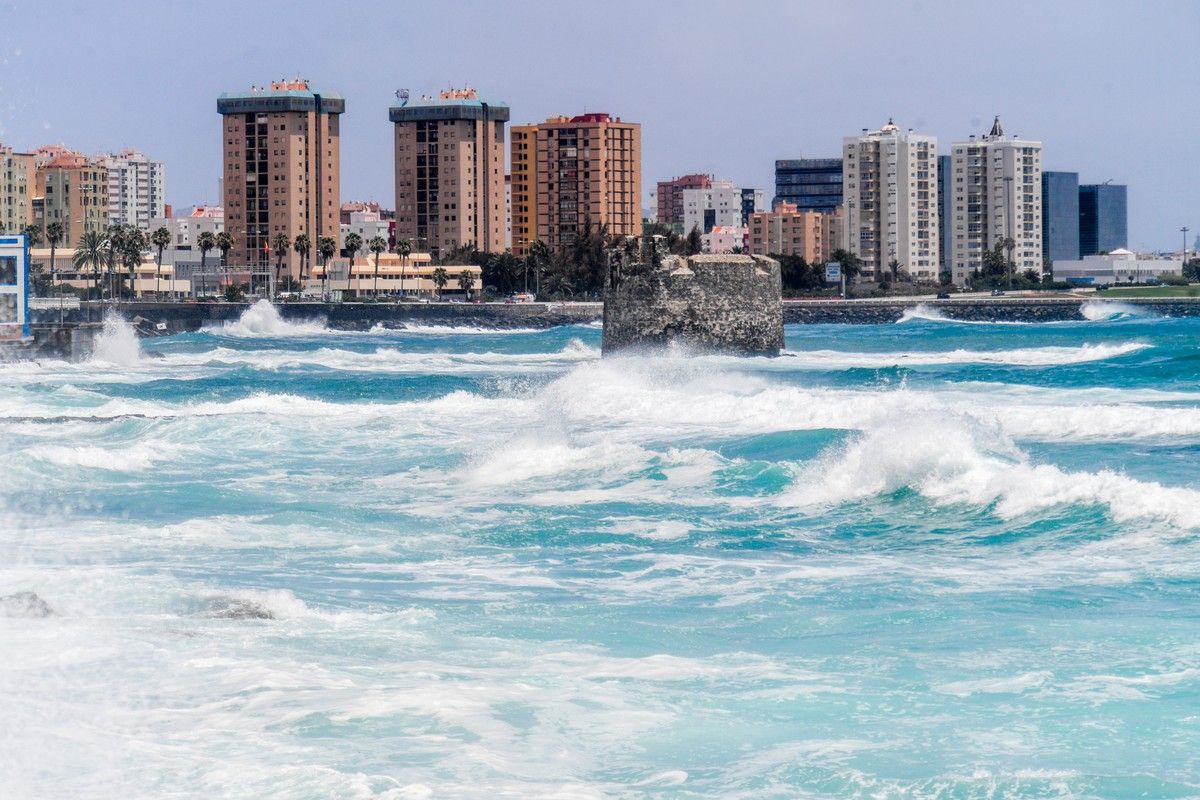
[1080,301,1157,321]
[213,300,330,337]
[91,312,141,366]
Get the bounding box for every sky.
[1,0,1196,251]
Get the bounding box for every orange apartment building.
[510,113,641,256]
[1,143,36,234]
[748,202,842,264]
[217,79,343,277]
[390,88,508,258]
[34,152,108,247]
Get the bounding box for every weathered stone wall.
[602,254,784,356]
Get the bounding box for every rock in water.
[0,591,54,618]
[602,252,783,356]
[204,597,275,620]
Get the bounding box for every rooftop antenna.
[395,88,410,107]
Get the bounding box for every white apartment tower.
[99,149,166,230]
[950,117,1042,285]
[841,120,938,280]
[680,180,764,236]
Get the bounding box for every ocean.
[1,300,1198,798]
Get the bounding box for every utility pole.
[1182,226,1190,269]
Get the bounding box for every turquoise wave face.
[2,303,1199,798]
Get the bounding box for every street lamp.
[1182,226,1190,269]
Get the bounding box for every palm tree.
[197,230,216,296]
[887,259,902,283]
[293,233,311,292]
[216,230,234,292]
[73,230,107,301]
[343,232,363,297]
[318,236,337,298]
[457,269,475,300]
[528,239,549,298]
[367,235,387,297]
[395,239,412,297]
[151,226,171,298]
[122,228,146,299]
[46,221,64,295]
[22,223,43,248]
[432,267,448,300]
[272,232,290,298]
[104,225,128,300]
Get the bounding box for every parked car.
[991,289,1006,296]
[936,292,951,300]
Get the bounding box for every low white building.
[681,180,763,237]
[1053,248,1182,286]
[701,225,747,254]
[340,211,391,250]
[149,206,224,248]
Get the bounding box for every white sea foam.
[782,341,1148,368]
[90,312,141,366]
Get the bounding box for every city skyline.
[0,0,1195,250]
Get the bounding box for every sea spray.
[1080,300,1156,321]
[91,312,141,365]
[216,299,329,337]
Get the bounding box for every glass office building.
[1042,171,1080,263]
[774,158,843,212]
[1079,183,1127,256]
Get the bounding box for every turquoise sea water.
[2,300,1198,798]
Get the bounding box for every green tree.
[343,232,363,296]
[456,269,476,300]
[527,239,549,297]
[367,235,387,297]
[887,258,902,283]
[46,221,64,295]
[395,239,412,296]
[432,266,448,299]
[318,236,337,297]
[215,230,234,293]
[151,226,171,297]
[122,228,146,299]
[272,232,291,299]
[684,225,703,256]
[293,233,311,290]
[23,223,43,248]
[73,230,108,300]
[197,230,216,296]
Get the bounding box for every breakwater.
[15,296,1200,360]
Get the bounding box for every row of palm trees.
[21,220,478,301]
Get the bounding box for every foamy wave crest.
[214,300,329,337]
[782,341,1148,368]
[1081,301,1157,321]
[22,441,182,472]
[91,313,141,366]
[160,338,598,374]
[388,323,550,335]
[781,416,1200,528]
[896,304,950,323]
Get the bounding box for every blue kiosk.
[0,233,30,341]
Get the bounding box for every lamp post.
[1004,176,1015,289]
[1182,226,1190,270]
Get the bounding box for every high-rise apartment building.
[950,117,1042,284]
[774,158,843,212]
[35,152,108,247]
[98,150,166,230]
[841,120,939,280]
[390,88,508,258]
[218,79,343,275]
[509,113,641,254]
[1,144,36,234]
[681,180,764,236]
[1078,183,1127,256]
[1042,171,1080,264]
[655,173,711,227]
[748,201,839,264]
